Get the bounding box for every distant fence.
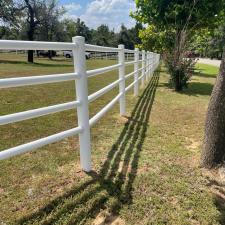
[0,36,160,172]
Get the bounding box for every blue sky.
[59,0,136,31]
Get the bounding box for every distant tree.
[0,0,23,27]
[118,24,133,49]
[36,0,65,58]
[92,25,117,47]
[62,18,92,43]
[21,0,46,63]
[190,29,212,57]
[129,23,142,46]
[74,18,92,43]
[118,23,142,49]
[62,19,76,41]
[0,26,20,39]
[37,0,64,40]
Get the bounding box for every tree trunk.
[48,50,52,60]
[175,73,182,91]
[201,48,225,168]
[28,50,34,63]
[25,0,35,63]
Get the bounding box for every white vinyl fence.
[0,36,160,172]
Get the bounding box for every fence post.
[148,52,151,79]
[146,52,149,80]
[118,44,126,115]
[145,51,149,82]
[72,36,91,172]
[153,53,156,71]
[141,50,145,88]
[134,48,139,96]
[150,53,153,74]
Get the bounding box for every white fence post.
[72,36,91,172]
[134,48,139,96]
[153,53,156,71]
[145,51,149,82]
[118,44,126,115]
[149,52,153,77]
[141,50,145,87]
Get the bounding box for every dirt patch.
[116,116,129,125]
[92,211,125,225]
[137,165,161,175]
[185,137,201,152]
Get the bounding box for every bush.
[164,53,196,91]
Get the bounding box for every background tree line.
[0,0,142,62]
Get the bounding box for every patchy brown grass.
[0,55,224,224]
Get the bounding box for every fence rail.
[0,36,160,172]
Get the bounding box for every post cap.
[72,36,85,43]
[118,44,124,49]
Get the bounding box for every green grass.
[0,54,223,224]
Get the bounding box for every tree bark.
[28,50,33,63]
[175,73,182,91]
[25,0,35,63]
[201,48,225,168]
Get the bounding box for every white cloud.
[63,0,136,31]
[64,3,82,11]
[62,3,82,20]
[82,0,136,30]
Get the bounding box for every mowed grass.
[0,54,223,224]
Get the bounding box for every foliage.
[118,23,142,49]
[136,24,174,53]
[132,0,225,91]
[191,24,225,59]
[36,0,65,42]
[164,53,196,91]
[91,24,117,47]
[0,0,23,27]
[133,0,223,31]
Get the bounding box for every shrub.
[164,53,196,91]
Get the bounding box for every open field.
[0,54,224,224]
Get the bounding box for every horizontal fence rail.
[0,72,80,88]
[0,36,160,172]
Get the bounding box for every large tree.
[22,0,41,62]
[36,0,65,59]
[201,48,225,168]
[201,13,225,168]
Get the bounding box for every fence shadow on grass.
[17,70,160,225]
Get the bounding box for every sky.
[59,0,136,31]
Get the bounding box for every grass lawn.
[0,54,224,224]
